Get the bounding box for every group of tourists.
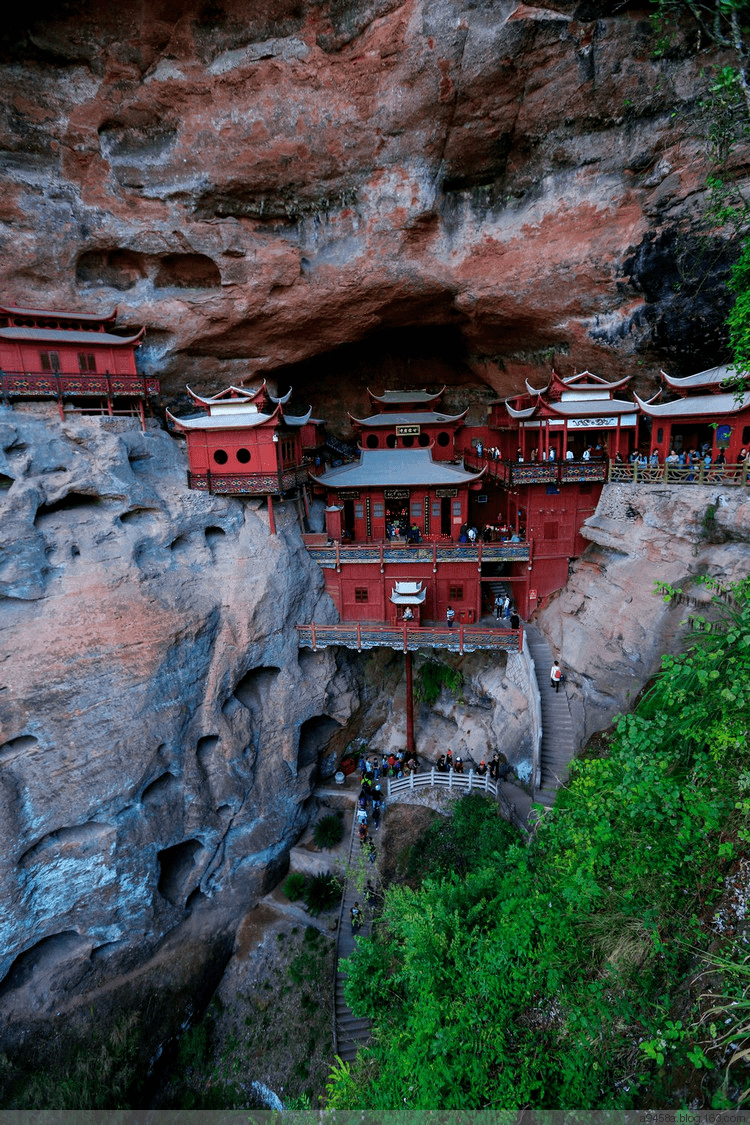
[434,749,506,780]
[359,751,418,781]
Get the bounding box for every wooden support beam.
[405,650,415,757]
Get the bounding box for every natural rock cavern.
[1,0,749,1105]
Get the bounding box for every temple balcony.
[187,464,311,495]
[297,621,522,654]
[0,371,159,399]
[464,455,608,486]
[302,539,530,569]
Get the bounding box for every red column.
[405,651,415,756]
[267,495,276,535]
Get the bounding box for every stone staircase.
[523,622,577,807]
[332,795,375,1064]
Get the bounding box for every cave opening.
[261,324,482,438]
[297,714,343,773]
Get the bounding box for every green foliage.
[303,873,342,915]
[327,578,750,1110]
[415,659,463,705]
[2,1013,142,1109]
[314,813,345,849]
[729,236,750,378]
[283,871,307,900]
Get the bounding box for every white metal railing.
[387,768,498,799]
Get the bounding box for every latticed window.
[449,585,464,600]
[39,351,60,372]
[78,353,97,372]
[354,588,369,603]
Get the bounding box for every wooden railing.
[464,453,750,488]
[188,464,311,495]
[0,371,159,399]
[387,768,498,798]
[464,454,608,485]
[607,461,750,485]
[297,622,522,655]
[304,540,530,569]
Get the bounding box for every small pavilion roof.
[367,387,446,406]
[391,581,427,605]
[167,402,311,432]
[0,325,143,346]
[0,304,117,325]
[660,365,744,392]
[186,382,267,407]
[348,409,467,427]
[634,391,750,418]
[524,370,632,396]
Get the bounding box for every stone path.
[524,621,576,806]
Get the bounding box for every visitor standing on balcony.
[446,605,455,628]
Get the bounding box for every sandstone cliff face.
[1,0,744,426]
[537,483,750,744]
[0,408,356,1030]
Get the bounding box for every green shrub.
[314,813,344,849]
[283,871,307,900]
[303,873,342,915]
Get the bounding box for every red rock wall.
[0,0,745,423]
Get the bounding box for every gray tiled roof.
[0,326,142,346]
[634,391,750,417]
[316,448,484,487]
[350,411,465,426]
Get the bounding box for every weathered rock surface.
[0,407,357,1058]
[0,0,746,428]
[536,482,750,744]
[341,647,535,778]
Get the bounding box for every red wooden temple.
[636,364,750,461]
[167,381,317,534]
[0,303,157,425]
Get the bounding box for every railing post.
[410,770,414,790]
[699,460,706,483]
[431,767,435,788]
[380,544,384,573]
[335,540,341,572]
[433,540,437,574]
[387,777,391,798]
[311,620,317,651]
[403,624,408,653]
[459,623,465,655]
[449,769,453,790]
[468,769,473,792]
[357,622,362,652]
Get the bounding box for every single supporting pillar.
[267,494,277,535]
[405,650,415,757]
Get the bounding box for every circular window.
[418,433,430,447]
[401,435,414,448]
[386,434,396,449]
[437,431,451,447]
[366,434,379,449]
[213,449,229,465]
[236,448,251,464]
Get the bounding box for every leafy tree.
[327,578,750,1110]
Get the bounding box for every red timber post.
[267,495,277,535]
[405,650,415,756]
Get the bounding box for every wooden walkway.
[524,622,576,806]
